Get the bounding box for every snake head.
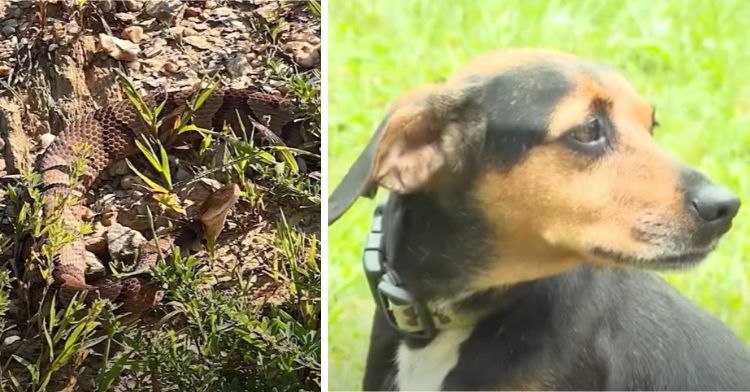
[198,182,241,243]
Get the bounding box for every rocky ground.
[0,0,321,389]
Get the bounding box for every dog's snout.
[689,186,740,226]
[680,165,740,240]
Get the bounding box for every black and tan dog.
[329,49,750,390]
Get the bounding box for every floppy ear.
[328,84,484,225]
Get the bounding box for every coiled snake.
[37,87,294,318]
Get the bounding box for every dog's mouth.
[591,242,717,270]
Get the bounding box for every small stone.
[213,6,232,17]
[39,133,55,149]
[48,43,59,52]
[173,164,192,182]
[255,3,279,23]
[192,22,209,31]
[126,61,141,70]
[122,0,144,12]
[163,62,180,73]
[184,68,198,80]
[184,7,201,18]
[144,0,186,23]
[182,27,198,37]
[2,26,15,36]
[3,335,20,347]
[144,77,166,88]
[99,0,115,13]
[109,160,130,177]
[114,12,137,23]
[120,175,143,190]
[283,41,320,69]
[230,20,244,30]
[167,26,184,37]
[204,0,218,10]
[121,26,144,43]
[84,251,106,275]
[99,33,141,62]
[107,223,147,263]
[0,65,10,77]
[183,35,211,50]
[3,19,18,29]
[225,53,250,78]
[144,46,163,58]
[65,21,81,35]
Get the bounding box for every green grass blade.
[125,159,170,194]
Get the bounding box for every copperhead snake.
[37,87,295,318]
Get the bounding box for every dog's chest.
[395,327,473,391]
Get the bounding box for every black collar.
[363,204,476,340]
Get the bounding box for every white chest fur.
[395,327,474,391]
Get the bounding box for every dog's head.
[330,49,739,289]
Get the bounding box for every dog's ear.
[328,85,484,225]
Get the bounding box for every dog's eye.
[569,118,603,144]
[563,117,609,156]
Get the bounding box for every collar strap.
[363,204,474,339]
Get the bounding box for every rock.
[114,12,137,23]
[98,0,115,13]
[64,21,80,35]
[163,62,180,73]
[99,33,141,62]
[2,19,18,29]
[184,7,201,18]
[184,68,198,80]
[107,223,147,264]
[173,162,192,182]
[0,98,31,173]
[255,3,279,24]
[167,26,184,37]
[120,175,143,190]
[183,35,211,50]
[126,60,141,70]
[143,45,163,58]
[182,27,198,37]
[0,65,10,77]
[144,0,185,23]
[1,25,14,36]
[121,26,144,43]
[192,22,209,31]
[122,0,144,12]
[84,251,106,275]
[108,160,130,177]
[283,41,320,69]
[213,6,232,17]
[204,0,218,10]
[225,53,250,78]
[2,334,21,349]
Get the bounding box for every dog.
[328,49,750,390]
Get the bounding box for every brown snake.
[37,87,294,318]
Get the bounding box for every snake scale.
[37,87,294,318]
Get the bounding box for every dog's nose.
[689,185,740,229]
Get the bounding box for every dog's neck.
[383,190,580,338]
[384,191,493,303]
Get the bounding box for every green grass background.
[328,1,750,390]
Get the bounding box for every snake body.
[37,87,293,317]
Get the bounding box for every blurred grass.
[328,1,750,390]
